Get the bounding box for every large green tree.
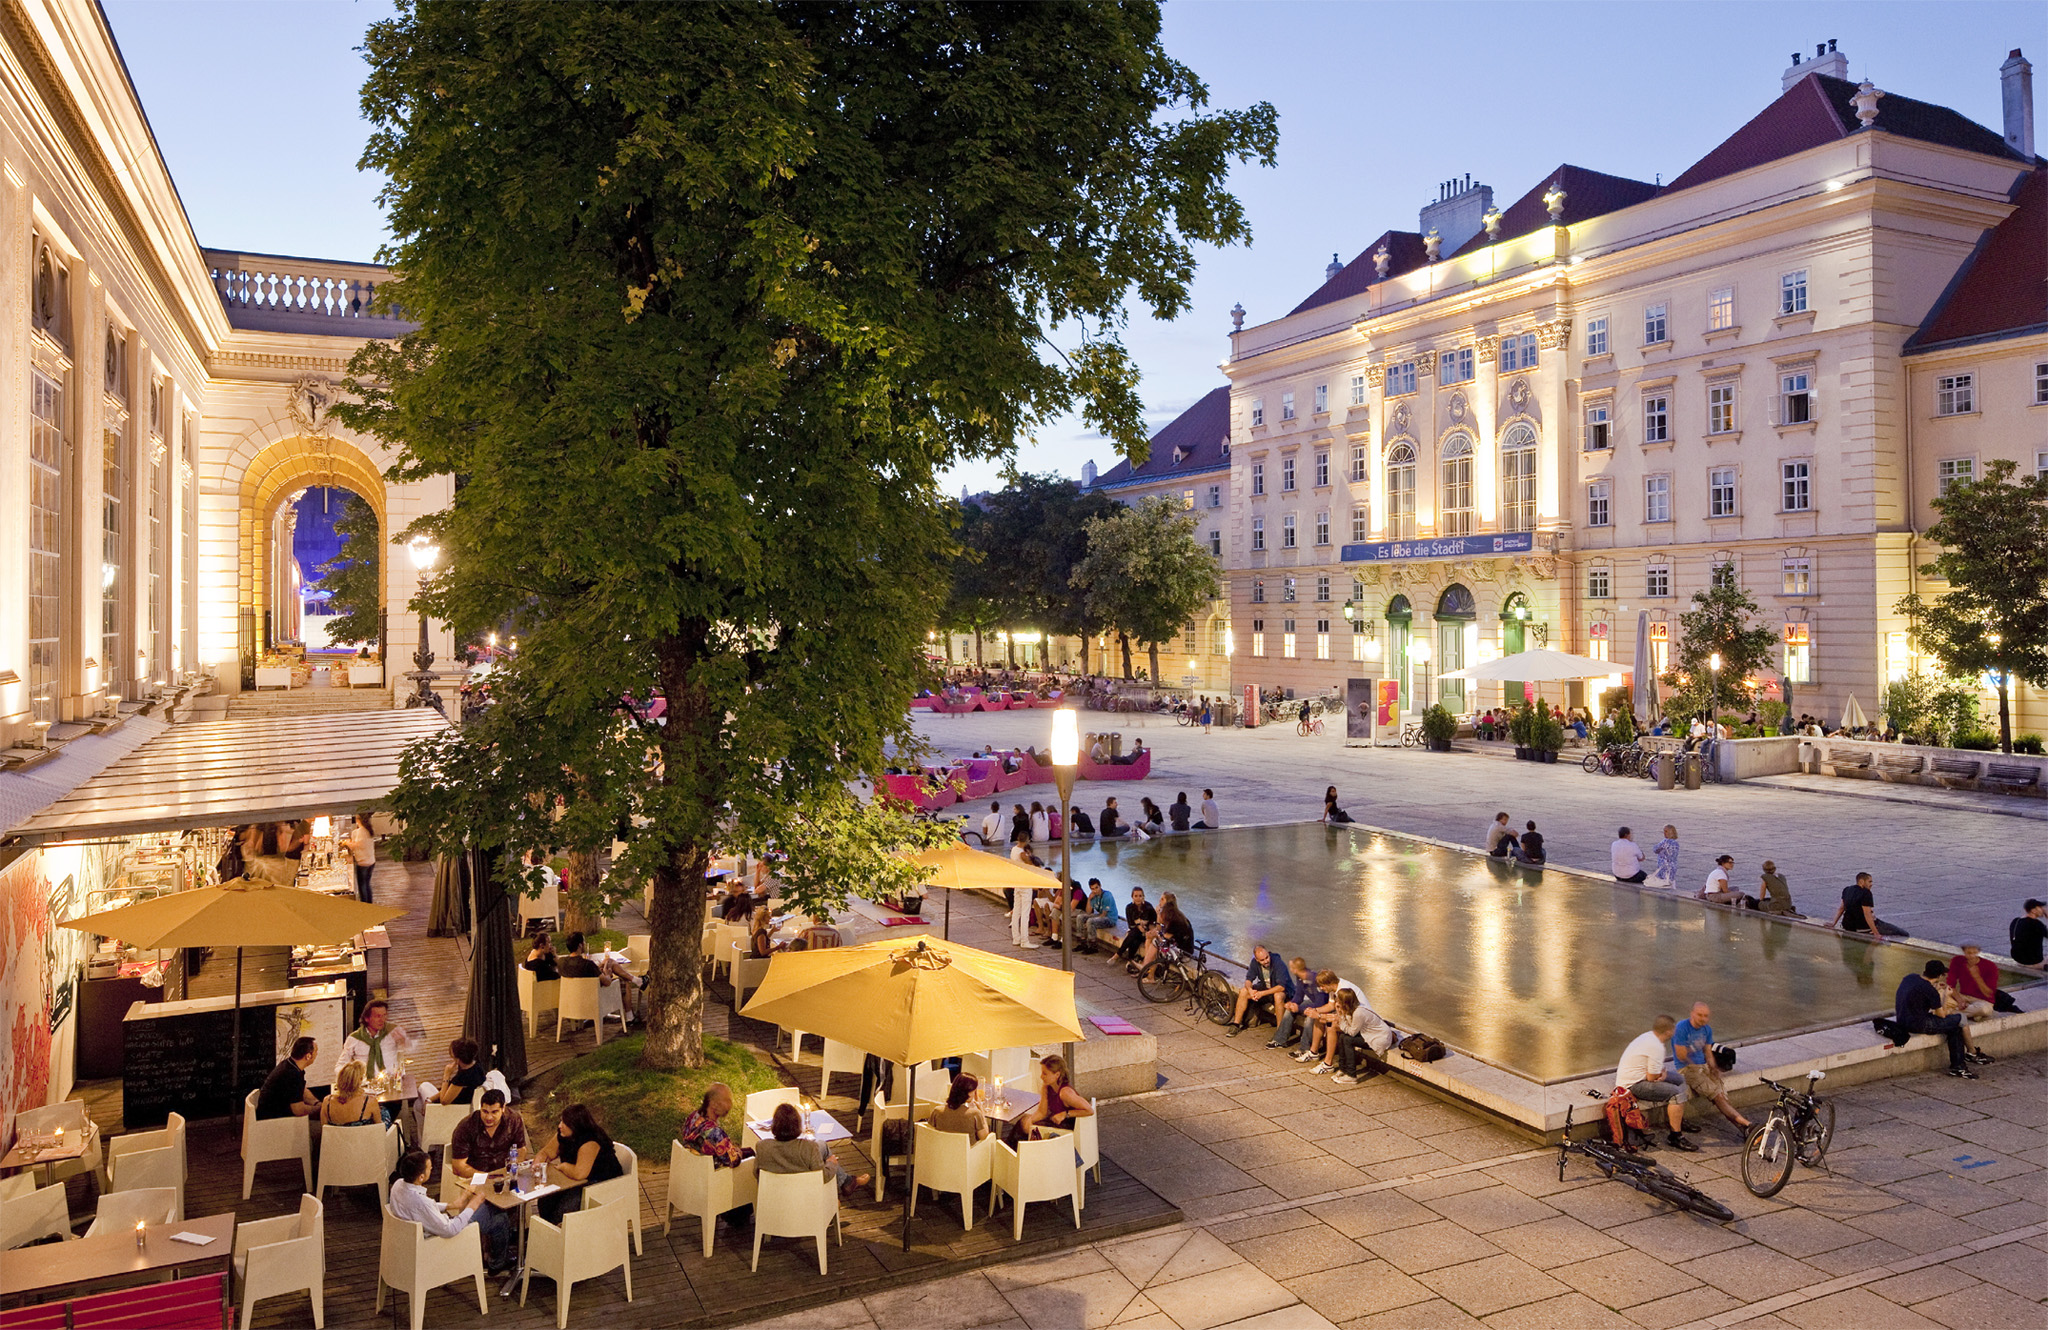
[1894,458,2048,753]
[1071,497,1221,681]
[315,492,381,647]
[340,1,1275,1069]
[1660,562,1777,717]
[946,475,1119,671]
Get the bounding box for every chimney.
[1782,38,1847,92]
[2003,49,2035,158]
[1079,461,1098,490]
[1325,252,1344,284]
[1417,177,1494,256]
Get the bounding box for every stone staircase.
[224,686,395,719]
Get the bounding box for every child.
[1651,825,1681,889]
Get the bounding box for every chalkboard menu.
[122,1004,275,1127]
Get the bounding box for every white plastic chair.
[1039,1096,1102,1199]
[712,922,747,979]
[750,1169,841,1274]
[740,1088,801,1149]
[419,1102,468,1165]
[990,1135,1082,1240]
[522,1191,633,1329]
[624,934,651,966]
[233,1193,324,1330]
[817,1039,866,1098]
[867,1094,936,1202]
[518,878,561,934]
[315,1122,399,1208]
[731,944,771,1013]
[663,1147,757,1260]
[243,1091,313,1199]
[911,1122,994,1231]
[14,1100,102,1189]
[105,1111,186,1220]
[84,1186,178,1237]
[0,1173,73,1249]
[377,1204,488,1330]
[961,1046,1034,1087]
[518,966,561,1039]
[582,1142,643,1256]
[557,976,605,1045]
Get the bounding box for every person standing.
[1611,827,1647,884]
[344,815,377,903]
[1651,825,1681,890]
[1008,847,1034,949]
[2010,899,2047,969]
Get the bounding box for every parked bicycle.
[1559,1092,1736,1222]
[1398,719,1426,748]
[1741,1070,1833,1197]
[1297,714,1325,737]
[1136,937,1235,1024]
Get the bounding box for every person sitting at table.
[389,1148,515,1277]
[434,1038,488,1105]
[321,1060,381,1127]
[1017,1054,1093,1140]
[522,934,561,983]
[448,1089,528,1185]
[929,1073,988,1142]
[338,998,418,1091]
[257,1036,321,1119]
[531,1103,625,1223]
[719,888,755,923]
[523,847,561,891]
[679,1084,750,1168]
[755,1101,869,1195]
[796,912,843,951]
[559,932,637,1023]
[749,906,780,958]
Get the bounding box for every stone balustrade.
[1717,733,2047,797]
[203,249,414,337]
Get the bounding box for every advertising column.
[1242,683,1258,728]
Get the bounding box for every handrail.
[203,249,404,327]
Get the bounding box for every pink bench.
[15,1273,227,1330]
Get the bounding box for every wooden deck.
[48,857,1178,1328]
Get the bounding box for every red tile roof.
[1907,166,2048,350]
[1090,385,1232,489]
[1287,232,1432,317]
[1447,164,1661,260]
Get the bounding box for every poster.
[1242,683,1259,728]
[1377,679,1402,729]
[273,993,346,1071]
[1345,677,1376,745]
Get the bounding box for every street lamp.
[407,538,441,711]
[1049,708,1081,1070]
[1707,651,1722,726]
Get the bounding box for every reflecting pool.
[1061,823,2009,1082]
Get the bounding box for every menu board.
[121,985,347,1128]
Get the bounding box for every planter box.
[253,667,292,690]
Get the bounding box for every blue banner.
[1339,531,1534,564]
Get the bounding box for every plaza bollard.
[1684,753,1703,790]
[1656,752,1676,790]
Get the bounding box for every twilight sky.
[106,0,2037,494]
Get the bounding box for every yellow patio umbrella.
[63,877,405,1115]
[741,935,1084,1248]
[901,842,1059,939]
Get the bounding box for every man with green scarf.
[337,998,418,1082]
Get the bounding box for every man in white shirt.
[1198,790,1220,830]
[1615,1015,1696,1151]
[1485,812,1516,857]
[1611,827,1647,883]
[980,801,1003,845]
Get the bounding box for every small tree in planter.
[1507,702,1535,758]
[1532,699,1567,762]
[1421,703,1458,752]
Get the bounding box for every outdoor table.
[747,1109,852,1146]
[976,1085,1039,1125]
[477,1162,585,1297]
[0,1122,98,1188]
[1,1211,235,1306]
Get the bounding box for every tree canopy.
[1071,497,1222,680]
[1660,562,1777,717]
[315,492,381,647]
[944,475,1120,668]
[338,0,1276,1068]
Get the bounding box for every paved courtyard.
[905,709,2044,952]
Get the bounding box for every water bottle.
[507,1145,520,1193]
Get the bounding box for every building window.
[1281,391,1296,422]
[1314,383,1328,414]
[1936,373,1975,416]
[1314,512,1330,546]
[1644,302,1668,345]
[1349,444,1367,484]
[1349,374,1366,407]
[1709,466,1738,517]
[1708,383,1736,434]
[1251,517,1265,551]
[1586,317,1608,356]
[2035,362,2048,404]
[1316,575,1330,601]
[1251,620,1266,657]
[1209,529,1222,556]
[29,369,64,723]
[1588,566,1611,599]
[1643,394,1670,444]
[1779,269,1808,315]
[1783,623,1811,682]
[1440,347,1474,385]
[1782,557,1812,595]
[1316,625,1331,660]
[1314,450,1329,487]
[1282,513,1297,548]
[1500,426,1536,533]
[1182,489,1195,509]
[2038,450,2048,479]
[1350,504,1368,543]
[1386,444,1417,540]
[147,429,163,685]
[1440,436,1473,536]
[1645,474,1671,523]
[1707,286,1734,330]
[1387,361,1417,395]
[1352,627,1370,661]
[1251,462,1264,495]
[1282,628,1297,659]
[1588,480,1611,527]
[103,416,125,698]
[1500,333,1538,373]
[1646,565,1671,598]
[1282,457,1296,491]
[1251,398,1265,427]
[1780,371,1812,425]
[1936,457,1973,496]
[1781,459,1811,512]
[1283,576,1297,602]
[1585,403,1611,451]
[1208,484,1222,508]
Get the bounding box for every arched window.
[1440,435,1473,536]
[1435,584,1477,619]
[1500,424,1536,533]
[1386,443,1417,540]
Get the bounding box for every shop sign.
[1340,531,1534,563]
[1783,623,1809,644]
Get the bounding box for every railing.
[203,249,413,336]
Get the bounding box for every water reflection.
[1061,823,1987,1081]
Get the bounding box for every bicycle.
[1296,715,1325,737]
[1559,1092,1736,1222]
[1741,1070,1833,1197]
[1398,720,1425,748]
[1136,937,1236,1024]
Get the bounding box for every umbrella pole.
[944,891,951,942]
[901,1062,916,1251]
[231,946,245,1140]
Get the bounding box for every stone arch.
[238,436,388,651]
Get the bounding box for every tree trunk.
[974,632,983,667]
[1147,642,1160,684]
[1118,632,1133,680]
[1006,635,1017,669]
[639,637,713,1071]
[1078,633,1090,676]
[1997,678,2012,754]
[562,848,604,934]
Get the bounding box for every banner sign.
[1345,677,1375,744]
[1377,679,1401,728]
[1242,684,1259,728]
[1339,531,1534,564]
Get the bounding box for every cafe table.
[977,1084,1040,1125]
[746,1108,852,1146]
[1,1211,235,1307]
[477,1162,585,1297]
[0,1122,99,1188]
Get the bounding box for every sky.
[106,0,2037,495]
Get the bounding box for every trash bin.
[1656,752,1676,790]
[1110,733,1123,760]
[1683,752,1703,790]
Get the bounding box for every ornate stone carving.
[1476,337,1498,364]
[1388,402,1412,439]
[1415,350,1437,375]
[1505,377,1534,418]
[1358,565,1384,586]
[1364,365,1386,388]
[287,374,337,436]
[1537,318,1573,351]
[1448,390,1468,423]
[1373,244,1391,278]
[1512,555,1559,581]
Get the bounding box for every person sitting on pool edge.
[1616,1015,1698,1151]
[1296,969,1366,1070]
[1266,957,1325,1051]
[1114,887,1157,964]
[1226,943,1287,1036]
[1510,821,1546,867]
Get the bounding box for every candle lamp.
[135,1218,147,1249]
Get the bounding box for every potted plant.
[1508,704,1533,759]
[1422,703,1457,752]
[1533,699,1566,763]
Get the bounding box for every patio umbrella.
[1437,648,1627,682]
[1841,693,1869,732]
[62,878,403,1118]
[427,853,470,937]
[902,843,1060,940]
[1631,612,1656,725]
[1779,676,1795,734]
[741,936,1084,1249]
[462,847,527,1084]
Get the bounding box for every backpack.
[1604,1088,1650,1150]
[1397,1032,1448,1063]
[215,839,246,884]
[1871,1017,1909,1047]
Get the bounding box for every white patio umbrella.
[1437,648,1628,682]
[1632,612,1657,722]
[1841,693,1869,731]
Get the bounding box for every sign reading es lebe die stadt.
[1338,532,1535,564]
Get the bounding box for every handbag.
[1397,1032,1448,1063]
[1712,1045,1737,1072]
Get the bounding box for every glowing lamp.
[312,816,332,839]
[1049,710,1080,767]
[408,538,439,571]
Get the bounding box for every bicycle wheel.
[1638,1174,1736,1222]
[1196,973,1237,1025]
[1137,964,1188,1004]
[1797,1100,1835,1166]
[1400,729,1418,748]
[1582,753,1604,772]
[1741,1117,1795,1198]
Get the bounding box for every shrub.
[1532,700,1567,753]
[1508,704,1534,747]
[1955,731,1998,751]
[1422,704,1457,743]
[2015,734,2045,756]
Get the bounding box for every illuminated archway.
[237,437,387,653]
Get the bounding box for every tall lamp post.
[1049,709,1080,1070]
[406,538,441,711]
[1708,651,1721,725]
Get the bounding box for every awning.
[3,709,446,846]
[1436,648,1628,683]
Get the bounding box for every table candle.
[135,1219,146,1249]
